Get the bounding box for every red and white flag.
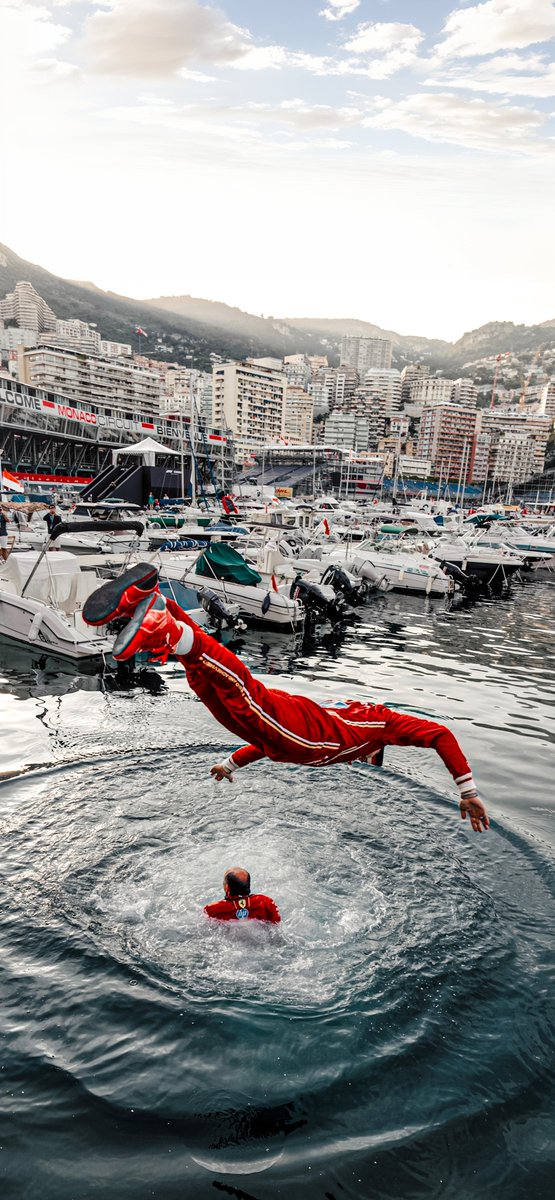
[1,469,24,494]
[135,327,148,337]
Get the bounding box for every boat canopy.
[1,550,92,609]
[195,542,262,586]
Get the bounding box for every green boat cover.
[195,541,262,586]
[379,523,419,535]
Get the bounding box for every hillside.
[1,242,554,373]
[0,243,327,368]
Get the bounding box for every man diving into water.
[83,565,489,834]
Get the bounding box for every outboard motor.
[439,561,483,596]
[290,573,349,627]
[320,564,368,606]
[197,587,241,629]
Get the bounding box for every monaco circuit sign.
[0,384,161,436]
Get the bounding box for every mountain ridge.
[1,242,553,371]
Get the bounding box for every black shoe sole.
[83,562,159,626]
[112,594,157,660]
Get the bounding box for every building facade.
[18,344,164,421]
[284,386,314,444]
[212,360,286,452]
[416,404,478,482]
[340,335,393,373]
[0,281,56,333]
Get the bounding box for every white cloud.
[320,1,361,20]
[436,0,555,60]
[84,0,251,76]
[365,91,551,155]
[231,45,331,73]
[340,20,424,78]
[0,1,74,88]
[427,51,555,97]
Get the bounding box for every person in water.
[83,566,489,834]
[204,866,281,923]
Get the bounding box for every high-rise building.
[362,368,402,416]
[0,281,56,333]
[481,410,551,477]
[539,380,555,419]
[40,319,102,355]
[492,434,537,485]
[340,335,393,373]
[18,344,164,420]
[452,378,478,407]
[284,386,314,444]
[212,360,286,451]
[410,377,456,408]
[400,363,430,405]
[324,410,369,452]
[416,404,478,481]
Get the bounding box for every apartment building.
[284,386,314,444]
[400,363,430,405]
[212,360,286,452]
[324,410,370,452]
[0,281,56,333]
[539,381,555,419]
[362,368,402,416]
[18,344,164,420]
[410,377,457,408]
[340,335,393,372]
[481,410,551,476]
[416,404,478,481]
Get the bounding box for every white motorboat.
[0,550,117,664]
[428,534,526,589]
[325,538,456,597]
[163,541,305,630]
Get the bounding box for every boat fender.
[28,610,44,642]
[398,569,405,582]
[426,576,433,596]
[261,593,272,615]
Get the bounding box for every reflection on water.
[0,581,554,1199]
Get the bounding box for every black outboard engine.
[290,573,349,627]
[320,564,368,606]
[197,587,241,629]
[439,561,482,596]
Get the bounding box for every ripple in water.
[1,736,554,1194]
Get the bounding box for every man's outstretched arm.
[382,709,489,832]
[210,744,265,781]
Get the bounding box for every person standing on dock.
[43,504,63,551]
[83,567,490,834]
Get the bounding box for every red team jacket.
[205,895,281,923]
[167,606,477,802]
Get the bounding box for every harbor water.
[1,580,554,1199]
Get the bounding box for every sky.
[1,0,554,341]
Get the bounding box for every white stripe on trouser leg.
[175,624,194,656]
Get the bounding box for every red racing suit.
[204,894,281,923]
[169,606,478,803]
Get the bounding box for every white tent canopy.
[113,437,178,466]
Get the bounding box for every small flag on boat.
[135,327,148,337]
[323,517,330,536]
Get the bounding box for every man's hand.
[210,763,233,783]
[460,795,489,833]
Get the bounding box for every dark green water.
[1,582,554,1199]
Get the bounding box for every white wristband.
[220,755,238,775]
